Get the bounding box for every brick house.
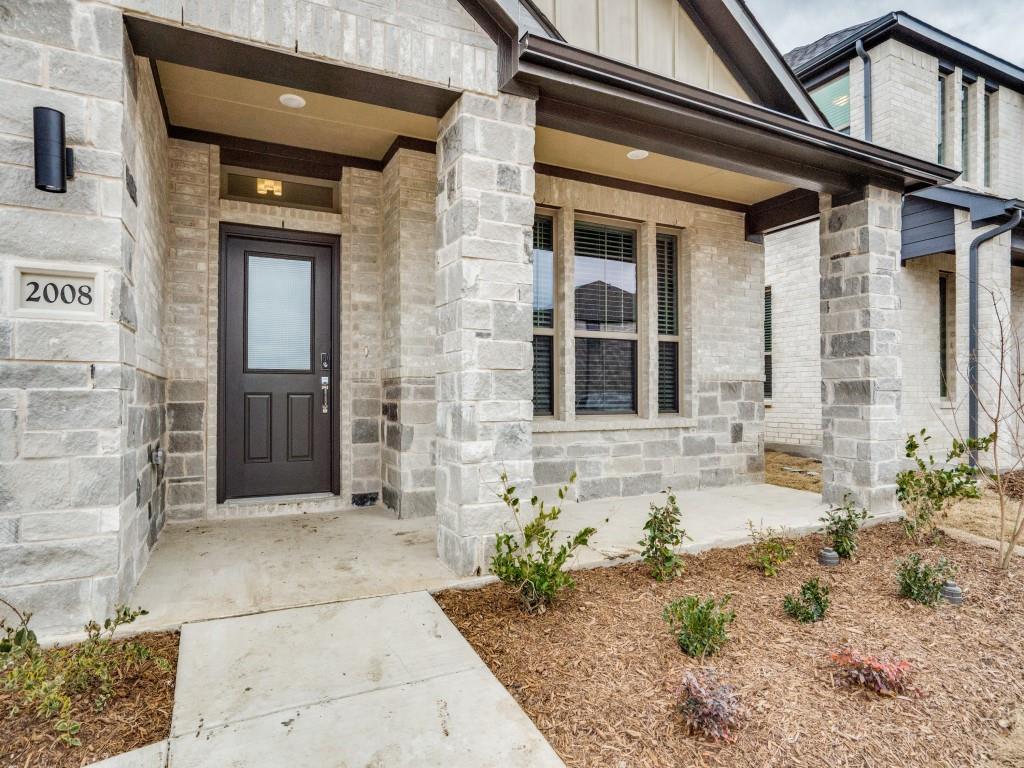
[765,13,1024,462]
[0,0,954,634]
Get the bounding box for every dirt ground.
[765,450,823,493]
[0,630,178,768]
[438,524,1024,767]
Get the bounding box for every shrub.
[490,472,596,614]
[896,553,956,606]
[830,648,914,697]
[639,489,690,581]
[896,430,985,542]
[820,497,869,559]
[662,595,735,658]
[747,520,794,577]
[783,577,830,623]
[677,667,743,741]
[0,600,165,747]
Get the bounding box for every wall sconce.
[33,107,74,193]
[256,178,283,196]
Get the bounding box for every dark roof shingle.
[784,15,889,72]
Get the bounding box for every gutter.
[854,40,872,142]
[968,207,1023,461]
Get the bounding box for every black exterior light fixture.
[33,107,74,193]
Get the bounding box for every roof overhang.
[910,186,1024,228]
[793,12,1024,92]
[514,35,957,195]
[903,186,1024,263]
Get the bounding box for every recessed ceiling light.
[279,93,306,109]
[626,149,649,160]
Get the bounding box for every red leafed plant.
[830,648,915,697]
[677,668,744,741]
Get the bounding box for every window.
[810,73,851,133]
[657,233,680,413]
[574,221,638,414]
[221,166,338,212]
[532,215,555,416]
[937,75,946,163]
[961,83,970,181]
[763,286,773,400]
[984,91,993,187]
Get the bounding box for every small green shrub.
[490,472,596,614]
[677,667,743,741]
[820,496,870,559]
[0,600,163,747]
[746,521,794,577]
[639,489,690,581]
[662,595,735,658]
[896,429,988,542]
[896,553,956,606]
[783,577,830,623]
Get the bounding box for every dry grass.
[0,631,178,768]
[438,524,1024,767]
[947,487,1024,544]
[765,450,823,493]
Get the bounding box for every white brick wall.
[764,221,821,453]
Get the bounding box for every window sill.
[532,416,697,433]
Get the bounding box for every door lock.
[321,352,330,370]
[321,376,329,413]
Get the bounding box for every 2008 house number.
[15,268,99,317]
[24,281,93,306]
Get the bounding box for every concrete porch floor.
[130,484,829,632]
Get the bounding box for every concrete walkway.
[165,592,563,767]
[130,485,829,632]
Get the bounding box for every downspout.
[855,40,872,142]
[968,207,1023,463]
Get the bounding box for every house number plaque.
[12,263,102,320]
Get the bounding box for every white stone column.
[434,92,537,575]
[819,185,903,512]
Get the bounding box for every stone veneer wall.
[531,174,765,499]
[0,2,171,632]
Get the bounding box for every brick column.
[435,93,536,576]
[819,185,903,512]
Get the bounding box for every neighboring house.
[0,0,953,634]
[764,13,1024,460]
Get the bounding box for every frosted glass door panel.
[246,255,312,370]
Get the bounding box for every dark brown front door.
[219,225,339,501]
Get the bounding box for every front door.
[219,225,338,500]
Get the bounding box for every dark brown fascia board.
[380,136,438,168]
[681,0,826,126]
[745,188,820,242]
[515,34,957,193]
[124,15,459,118]
[535,164,749,213]
[794,12,1024,93]
[169,126,382,178]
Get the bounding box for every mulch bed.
[0,631,179,768]
[437,524,1024,767]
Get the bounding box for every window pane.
[226,173,335,211]
[246,255,312,370]
[533,335,554,416]
[574,222,637,332]
[961,84,970,180]
[811,73,850,131]
[657,233,678,336]
[533,216,554,328]
[939,276,948,398]
[937,76,946,163]
[658,341,679,414]
[575,337,636,414]
[984,92,992,187]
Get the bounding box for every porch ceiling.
[535,127,792,205]
[155,62,438,160]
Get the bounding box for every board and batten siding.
[529,0,751,102]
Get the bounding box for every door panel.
[220,226,338,500]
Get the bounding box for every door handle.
[321,376,329,414]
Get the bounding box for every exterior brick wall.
[763,221,822,454]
